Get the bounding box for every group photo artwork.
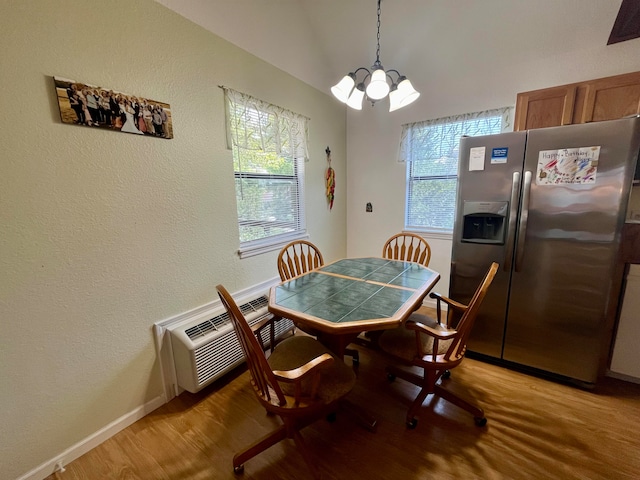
[53,76,173,139]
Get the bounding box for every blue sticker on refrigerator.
[491,147,508,164]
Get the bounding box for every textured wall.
[0,1,346,478]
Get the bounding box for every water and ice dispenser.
[461,201,508,244]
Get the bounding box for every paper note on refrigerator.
[536,146,600,185]
[469,147,486,171]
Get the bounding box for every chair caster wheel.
[406,418,418,429]
[442,370,451,379]
[234,464,244,474]
[474,417,487,427]
[387,373,396,382]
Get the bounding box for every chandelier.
[331,0,420,112]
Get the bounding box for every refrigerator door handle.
[503,171,521,272]
[515,170,532,272]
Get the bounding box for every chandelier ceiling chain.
[330,0,420,112]
[375,0,381,67]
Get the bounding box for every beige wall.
[0,2,346,478]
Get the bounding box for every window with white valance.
[223,87,310,257]
[401,107,513,234]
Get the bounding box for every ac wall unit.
[169,294,294,393]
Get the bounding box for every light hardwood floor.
[47,335,640,480]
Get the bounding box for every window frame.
[403,108,513,237]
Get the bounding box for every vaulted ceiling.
[156,0,629,98]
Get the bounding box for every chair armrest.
[272,353,334,383]
[429,292,467,328]
[251,314,280,353]
[251,315,276,334]
[272,353,335,403]
[406,320,458,360]
[429,292,467,312]
[406,319,458,341]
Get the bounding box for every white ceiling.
[155,0,626,96]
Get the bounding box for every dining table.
[268,256,441,359]
[268,256,440,431]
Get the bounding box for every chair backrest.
[216,284,286,408]
[277,240,324,281]
[443,262,498,363]
[382,233,432,267]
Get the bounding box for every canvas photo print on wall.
[53,76,173,139]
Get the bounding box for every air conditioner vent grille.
[184,295,269,341]
[169,291,294,393]
[240,295,269,315]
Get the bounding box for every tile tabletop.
[270,257,440,329]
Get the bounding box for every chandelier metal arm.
[385,69,402,84]
[352,67,372,80]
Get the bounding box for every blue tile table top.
[269,257,440,333]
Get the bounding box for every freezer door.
[451,132,527,358]
[504,117,640,383]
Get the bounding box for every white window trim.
[404,228,453,241]
[237,232,310,258]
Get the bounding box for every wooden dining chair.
[277,240,325,281]
[277,240,360,365]
[377,262,499,429]
[382,232,432,267]
[216,284,356,478]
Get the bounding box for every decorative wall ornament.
[325,146,335,210]
[53,76,173,139]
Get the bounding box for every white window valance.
[222,86,310,161]
[398,107,513,163]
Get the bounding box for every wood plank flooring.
[47,336,640,480]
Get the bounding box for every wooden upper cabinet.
[514,71,640,131]
[514,85,576,131]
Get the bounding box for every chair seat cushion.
[268,336,356,404]
[379,312,453,362]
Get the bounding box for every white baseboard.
[606,370,640,384]
[16,394,166,480]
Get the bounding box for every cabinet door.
[610,265,640,379]
[580,71,640,123]
[514,85,576,131]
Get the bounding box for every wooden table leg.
[316,332,357,358]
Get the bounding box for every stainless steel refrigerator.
[450,116,640,385]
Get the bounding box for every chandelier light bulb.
[346,84,365,110]
[394,77,420,110]
[331,74,356,103]
[388,87,402,112]
[365,68,390,100]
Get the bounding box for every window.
[400,107,512,234]
[223,88,309,257]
